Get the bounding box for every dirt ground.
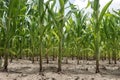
[0,58,120,80]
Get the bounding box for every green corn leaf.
[8,49,16,55]
[0,47,4,51]
[113,10,120,16]
[99,0,113,22]
[51,30,60,42]
[59,0,64,9]
[80,48,94,53]
[51,0,56,10]
[86,0,91,8]
[46,4,58,25]
[38,0,44,16]
[22,48,33,55]
[93,0,100,11]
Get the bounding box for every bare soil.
[0,58,120,80]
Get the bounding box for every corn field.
[0,0,120,80]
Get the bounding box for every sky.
[72,0,120,10]
[44,0,120,13]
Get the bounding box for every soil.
[0,58,120,80]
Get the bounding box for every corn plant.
[90,0,113,73]
[1,0,21,71]
[0,0,119,74]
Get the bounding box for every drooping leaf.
[51,30,60,42]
